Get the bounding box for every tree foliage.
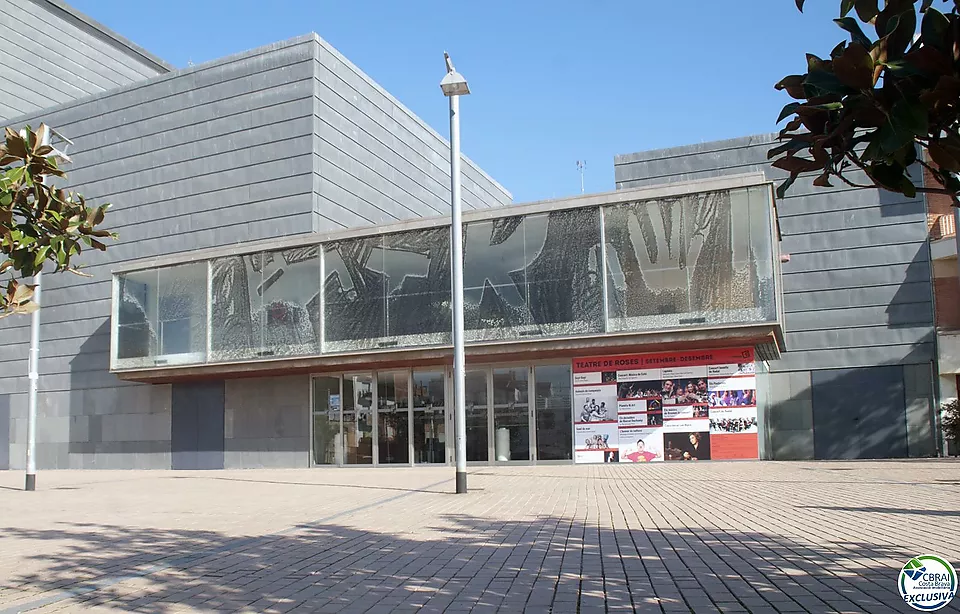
[0,124,114,318]
[772,0,960,202]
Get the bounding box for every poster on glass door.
[572,347,758,463]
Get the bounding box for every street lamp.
[24,126,72,492]
[441,52,469,494]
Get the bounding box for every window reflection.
[116,263,206,368]
[604,188,773,332]
[463,208,603,341]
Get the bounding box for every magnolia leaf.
[11,282,34,304]
[796,0,805,11]
[921,7,950,51]
[891,99,929,137]
[777,102,802,123]
[840,0,856,17]
[768,140,808,159]
[834,17,873,48]
[832,43,875,88]
[772,156,824,174]
[775,74,807,99]
[855,0,879,22]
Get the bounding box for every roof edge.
[29,0,175,73]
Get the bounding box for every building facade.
[0,2,945,471]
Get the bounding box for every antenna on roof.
[576,160,587,194]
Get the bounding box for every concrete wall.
[1,34,511,470]
[0,0,170,123]
[224,375,310,468]
[615,134,937,459]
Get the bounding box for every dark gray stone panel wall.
[224,376,310,468]
[0,0,169,122]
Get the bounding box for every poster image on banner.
[619,427,664,462]
[574,385,617,423]
[617,379,662,399]
[575,422,618,452]
[663,430,711,461]
[707,389,757,408]
[619,411,663,427]
[709,407,758,434]
[663,405,709,420]
[662,379,709,405]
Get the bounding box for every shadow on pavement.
[0,514,922,613]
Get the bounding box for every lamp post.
[24,126,71,492]
[441,52,469,494]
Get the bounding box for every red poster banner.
[573,347,755,373]
[711,433,760,460]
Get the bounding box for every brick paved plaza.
[0,461,959,613]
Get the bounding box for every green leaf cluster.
[0,124,114,318]
[774,0,960,201]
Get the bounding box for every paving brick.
[0,461,956,614]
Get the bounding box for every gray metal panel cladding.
[0,0,167,122]
[0,38,321,409]
[311,35,511,233]
[614,133,935,373]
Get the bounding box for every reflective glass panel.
[413,371,445,464]
[493,367,529,461]
[260,247,322,358]
[378,371,410,464]
[115,264,207,368]
[465,370,489,462]
[312,376,340,465]
[535,364,573,461]
[210,254,262,361]
[116,270,158,367]
[523,208,604,336]
[383,229,451,346]
[463,216,529,340]
[157,264,207,362]
[343,374,374,464]
[604,187,776,332]
[323,238,386,352]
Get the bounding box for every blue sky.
[71,0,844,203]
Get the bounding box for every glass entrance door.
[311,376,341,465]
[412,370,446,463]
[377,371,410,464]
[464,370,489,462]
[343,373,374,464]
[492,367,530,461]
[534,364,573,461]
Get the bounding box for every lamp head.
[440,52,470,97]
